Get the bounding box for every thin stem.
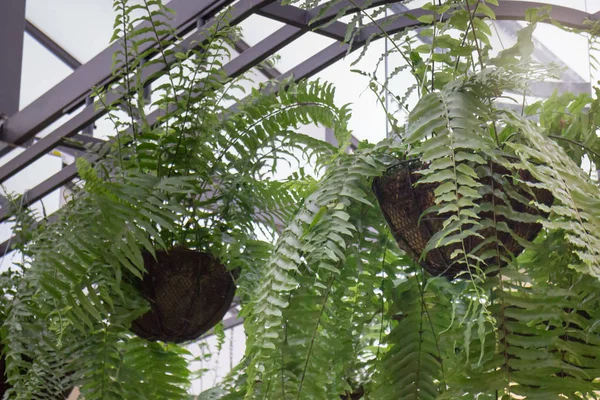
[415,263,447,392]
[119,2,140,140]
[94,91,126,177]
[346,0,424,90]
[141,1,180,135]
[454,0,482,73]
[465,0,485,70]
[488,158,512,396]
[431,6,438,92]
[375,237,388,363]
[414,272,425,397]
[548,134,600,159]
[167,34,225,177]
[296,272,337,399]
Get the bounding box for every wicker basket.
[340,386,364,399]
[130,248,236,343]
[372,160,553,279]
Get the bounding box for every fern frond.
[372,274,453,400]
[243,149,392,398]
[404,82,497,275]
[504,113,600,278]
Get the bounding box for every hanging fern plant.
[1,1,351,399]
[227,2,600,399]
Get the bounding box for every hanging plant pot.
[372,159,554,279]
[340,385,364,399]
[130,247,237,343]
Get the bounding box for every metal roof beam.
[0,0,26,118]
[0,0,237,150]
[233,39,281,79]
[0,0,274,185]
[0,21,307,223]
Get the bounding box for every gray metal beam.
[0,0,388,186]
[0,0,27,117]
[0,0,237,150]
[525,81,591,97]
[0,0,276,185]
[233,39,281,79]
[258,3,351,41]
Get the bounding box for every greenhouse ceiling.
[0,0,598,254]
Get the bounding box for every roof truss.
[0,0,596,255]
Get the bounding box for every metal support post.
[0,0,27,117]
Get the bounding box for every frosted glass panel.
[20,33,72,109]
[26,0,114,64]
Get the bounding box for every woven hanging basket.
[340,386,364,399]
[372,160,553,279]
[130,248,236,343]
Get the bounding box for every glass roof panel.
[530,22,591,82]
[20,33,72,110]
[237,14,285,46]
[315,39,389,143]
[588,0,600,13]
[26,0,115,64]
[271,32,336,73]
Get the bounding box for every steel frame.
[0,0,597,254]
[0,0,27,118]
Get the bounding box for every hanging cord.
[585,0,593,94]
[584,0,600,181]
[384,5,390,138]
[229,327,234,371]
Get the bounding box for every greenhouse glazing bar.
[0,0,26,118]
